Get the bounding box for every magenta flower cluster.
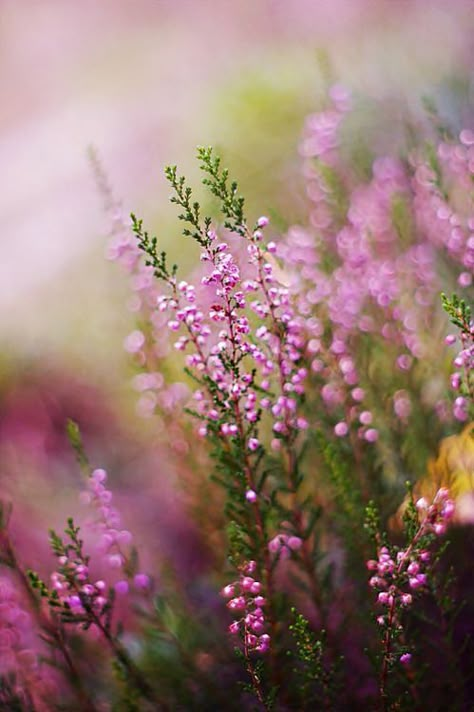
[221,561,270,654]
[51,561,108,618]
[268,532,303,560]
[156,220,310,456]
[445,327,474,422]
[368,488,455,624]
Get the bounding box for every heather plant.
[1,86,474,710]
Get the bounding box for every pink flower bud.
[134,573,150,590]
[228,596,246,611]
[91,469,107,484]
[241,577,254,592]
[245,561,257,575]
[246,489,258,503]
[442,501,455,519]
[107,554,123,569]
[287,536,303,551]
[334,421,349,437]
[124,330,145,354]
[251,619,264,633]
[351,387,365,402]
[116,530,131,546]
[115,580,129,595]
[364,428,379,443]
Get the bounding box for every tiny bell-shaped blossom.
[115,580,129,595]
[134,573,151,590]
[245,489,258,503]
[248,438,260,451]
[334,421,348,437]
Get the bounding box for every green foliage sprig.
[441,292,471,332]
[131,213,176,280]
[164,164,211,246]
[197,146,247,235]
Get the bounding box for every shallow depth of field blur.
[1,1,474,708]
[1,0,472,544]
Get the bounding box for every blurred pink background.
[2,0,473,372]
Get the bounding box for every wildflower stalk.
[132,175,280,690]
[0,520,98,712]
[201,148,324,616]
[370,488,455,710]
[243,643,270,711]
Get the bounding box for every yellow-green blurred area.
[1,0,474,550]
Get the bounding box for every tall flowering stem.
[442,293,474,420]
[222,560,270,708]
[29,518,160,707]
[0,503,98,711]
[131,179,279,680]
[130,148,328,691]
[197,147,323,615]
[367,488,455,710]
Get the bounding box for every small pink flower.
[245,489,258,503]
[334,421,349,437]
[134,573,151,590]
[124,330,145,354]
[287,536,303,551]
[115,580,129,595]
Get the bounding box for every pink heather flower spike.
[223,564,269,654]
